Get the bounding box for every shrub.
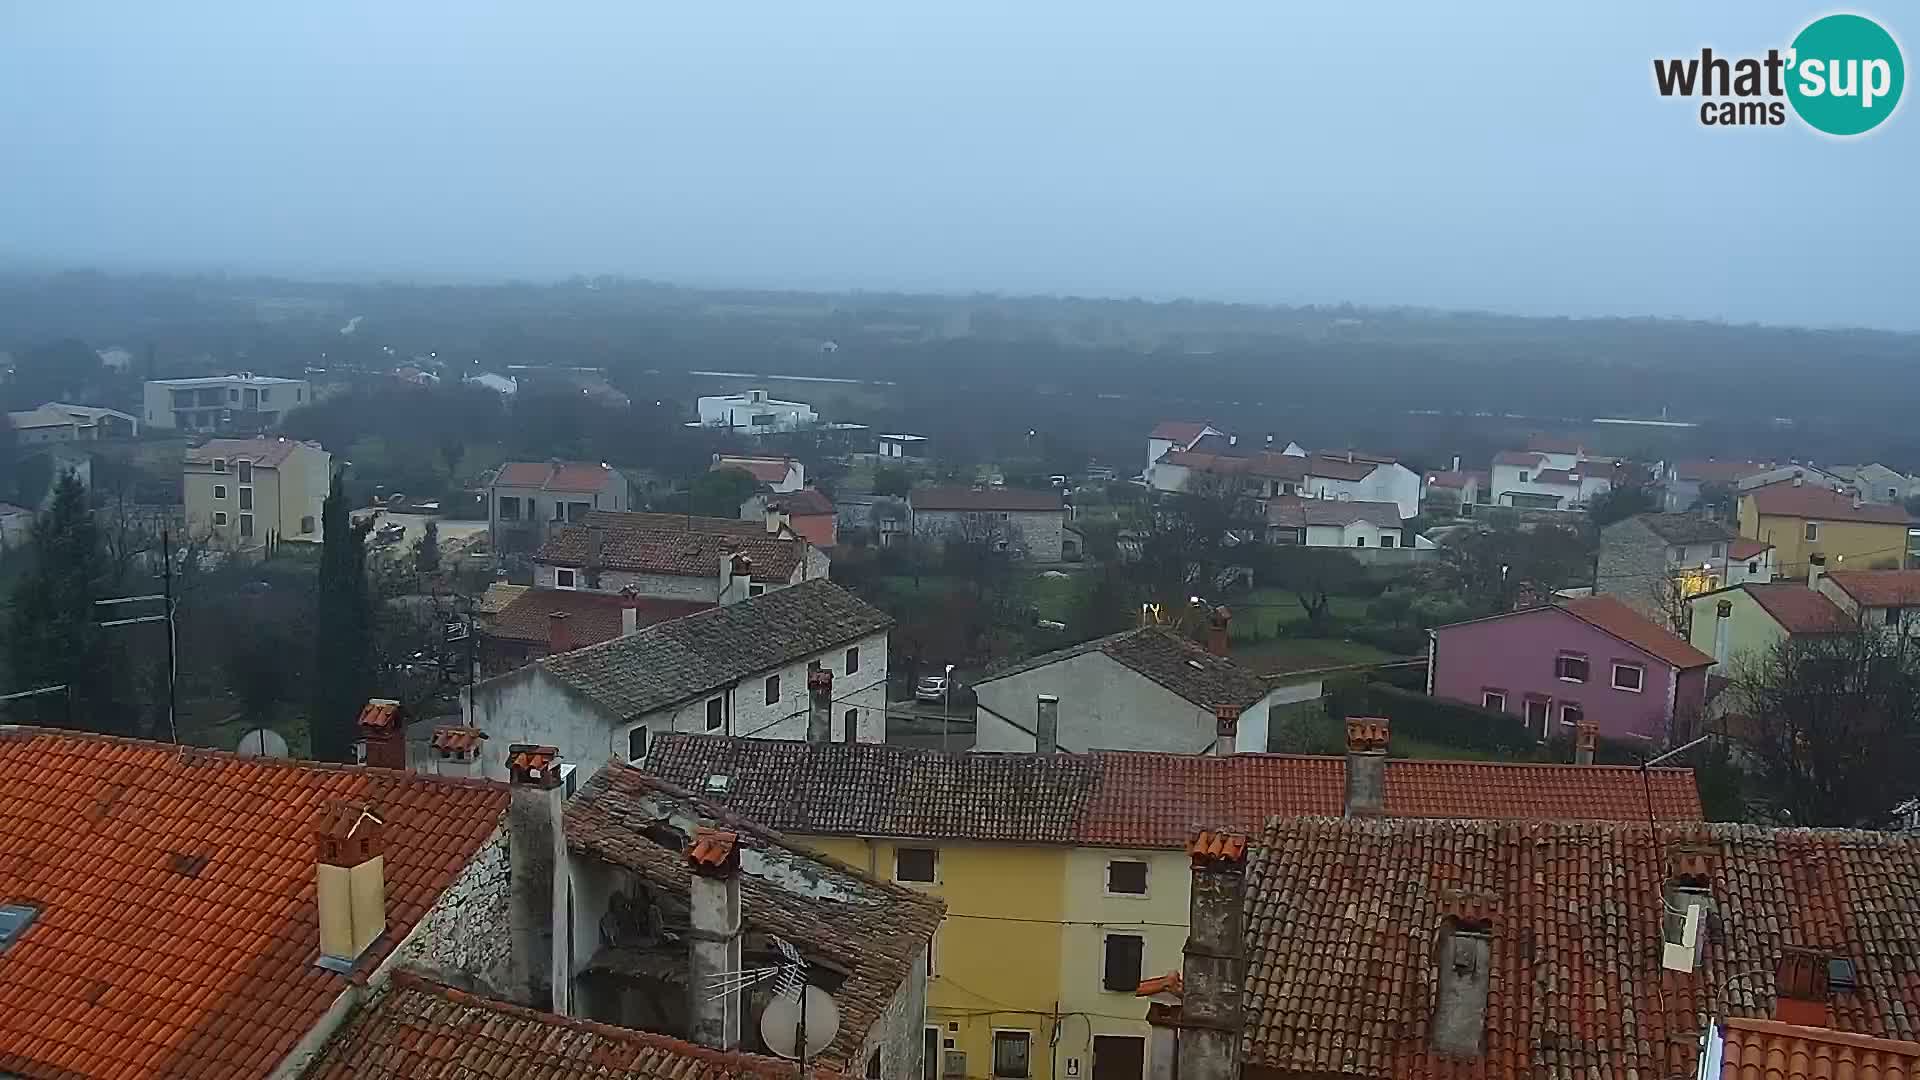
[1328,682,1537,755]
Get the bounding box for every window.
[765,674,780,704]
[749,584,767,597]
[1612,663,1645,692]
[1806,522,1820,541]
[499,496,521,521]
[866,1050,882,1080]
[228,388,239,402]
[1555,654,1589,682]
[1353,536,1366,547]
[0,902,38,950]
[1711,542,1725,558]
[628,726,648,761]
[808,659,822,673]
[238,487,253,511]
[238,513,253,538]
[1106,860,1148,895]
[567,501,590,522]
[258,388,270,404]
[213,458,227,473]
[213,485,227,500]
[1102,934,1145,991]
[1748,560,1760,574]
[1524,698,1550,729]
[1380,534,1396,548]
[1886,606,1905,627]
[301,515,316,534]
[992,1031,1032,1079]
[296,388,303,402]
[705,697,724,732]
[236,461,253,483]
[1483,690,1507,712]
[845,646,860,674]
[844,708,858,742]
[895,847,937,883]
[555,568,577,589]
[1519,471,1530,483]
[1561,702,1583,727]
[213,511,228,526]
[551,501,566,521]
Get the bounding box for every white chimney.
[808,669,833,744]
[1212,704,1240,756]
[1451,455,1461,472]
[1808,554,1827,589]
[1714,599,1732,669]
[620,588,641,636]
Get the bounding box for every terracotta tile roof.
[770,488,834,515]
[1077,752,1701,847]
[645,736,1103,843]
[1745,583,1855,635]
[645,738,1700,850]
[1824,570,1920,609]
[910,486,1065,512]
[429,726,487,754]
[1631,512,1739,545]
[494,460,619,492]
[1264,495,1403,529]
[1243,818,1920,1079]
[1188,829,1247,862]
[356,698,404,736]
[713,456,797,486]
[307,970,835,1080]
[1135,972,1183,998]
[565,765,945,1070]
[1749,483,1915,525]
[184,437,315,468]
[0,727,509,1080]
[532,579,890,721]
[486,587,711,647]
[1150,421,1217,444]
[1304,453,1384,482]
[1561,594,1717,668]
[1718,1017,1920,1080]
[536,510,808,580]
[977,626,1271,711]
[1730,538,1774,560]
[1493,450,1544,467]
[476,582,530,615]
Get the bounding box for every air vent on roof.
[1187,660,1204,670]
[705,773,732,794]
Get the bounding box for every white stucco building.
[142,373,312,431]
[1301,452,1425,519]
[696,388,818,432]
[1490,450,1618,509]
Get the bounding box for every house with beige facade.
[183,436,331,552]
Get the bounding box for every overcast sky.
[1,2,1912,329]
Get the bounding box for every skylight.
[0,903,38,950]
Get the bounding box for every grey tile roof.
[976,626,1270,710]
[1624,512,1737,545]
[536,579,890,720]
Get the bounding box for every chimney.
[765,504,783,534]
[1573,718,1598,765]
[1808,553,1827,589]
[1036,694,1059,754]
[1212,704,1240,756]
[1852,494,1865,510]
[357,698,407,771]
[719,551,753,606]
[620,587,641,636]
[1431,899,1493,1057]
[1346,449,1355,464]
[687,827,745,1051]
[507,745,569,1013]
[1344,718,1389,816]
[1451,454,1461,472]
[1774,948,1834,1028]
[1178,832,1246,1080]
[1714,599,1733,669]
[808,669,833,744]
[1227,434,1238,447]
[1792,473,1804,487]
[547,611,573,655]
[1205,606,1232,657]
[428,726,488,778]
[314,801,386,969]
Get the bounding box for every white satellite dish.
[235,728,289,758]
[760,985,840,1060]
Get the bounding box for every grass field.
[1228,590,1372,640]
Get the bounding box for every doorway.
[1093,1035,1146,1080]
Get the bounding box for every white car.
[914,674,950,702]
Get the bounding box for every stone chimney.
[547,611,573,656]
[1431,898,1493,1057]
[357,699,407,771]
[507,745,569,1013]
[1178,831,1246,1080]
[1808,553,1827,589]
[620,587,641,637]
[1573,718,1598,765]
[1205,606,1232,657]
[314,800,386,969]
[1344,718,1389,816]
[687,827,745,1050]
[808,669,833,744]
[1212,704,1240,756]
[1774,947,1833,1028]
[428,726,488,778]
[1036,694,1059,754]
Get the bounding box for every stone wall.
[857,943,931,1080]
[394,824,515,994]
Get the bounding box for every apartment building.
[183,436,331,551]
[143,373,311,431]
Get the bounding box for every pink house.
[1429,595,1714,742]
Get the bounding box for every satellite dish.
[235,728,289,758]
[760,985,840,1060]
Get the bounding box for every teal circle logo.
[1787,14,1904,135]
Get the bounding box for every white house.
[1728,539,1777,585]
[142,373,311,431]
[876,433,929,460]
[1301,452,1424,519]
[1489,451,1617,509]
[1145,420,1227,484]
[461,578,892,784]
[696,388,817,432]
[1264,495,1419,550]
[711,453,804,493]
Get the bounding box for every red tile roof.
[1493,450,1544,467]
[1730,538,1774,560]
[1242,818,1920,1079]
[712,456,797,486]
[1264,495,1403,529]
[184,437,317,469]
[1561,594,1716,668]
[1135,972,1183,998]
[687,827,739,869]
[1823,570,1920,609]
[1719,1017,1920,1080]
[0,727,508,1080]
[1745,583,1854,635]
[494,460,619,492]
[1150,421,1217,444]
[1748,482,1915,525]
[770,488,834,515]
[911,486,1064,512]
[308,971,838,1080]
[1188,830,1247,863]
[486,587,711,646]
[429,726,487,754]
[1304,452,1383,482]
[1158,450,1307,481]
[356,698,404,736]
[536,511,808,580]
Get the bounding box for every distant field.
[1228,590,1372,639]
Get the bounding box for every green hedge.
[1327,681,1538,755]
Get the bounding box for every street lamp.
[942,663,955,752]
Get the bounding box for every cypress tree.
[6,472,128,731]
[311,466,373,761]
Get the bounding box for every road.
[364,514,488,563]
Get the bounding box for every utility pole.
[96,531,178,743]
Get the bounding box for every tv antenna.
[706,934,840,1070]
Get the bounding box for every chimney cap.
[314,799,385,865]
[429,726,487,756]
[1188,830,1248,867]
[506,744,563,788]
[688,827,741,876]
[1346,717,1390,754]
[356,698,404,737]
[1574,718,1599,748]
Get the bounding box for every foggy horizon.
[3,2,1913,331]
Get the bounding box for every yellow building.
[644,732,1701,1080]
[183,436,331,553]
[1738,479,1912,580]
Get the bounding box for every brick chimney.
[1205,606,1232,657]
[1036,694,1059,754]
[1212,704,1240,756]
[547,611,573,655]
[1573,718,1598,766]
[620,586,641,637]
[428,726,488,778]
[1774,947,1834,1028]
[1432,898,1493,1057]
[688,827,744,1050]
[507,745,569,1013]
[357,698,407,771]
[808,669,833,744]
[1178,831,1246,1080]
[314,800,386,969]
[1344,718,1389,816]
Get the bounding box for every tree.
[873,466,911,498]
[1588,483,1657,529]
[311,467,374,762]
[5,473,130,730]
[413,519,441,574]
[1731,626,1920,827]
[687,467,759,518]
[1254,547,1366,635]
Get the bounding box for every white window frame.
[555,568,578,589]
[1560,702,1584,727]
[1483,690,1506,712]
[894,846,938,885]
[213,485,227,500]
[1612,663,1645,693]
[991,1030,1033,1080]
[1524,697,1550,729]
[1104,859,1149,897]
[1806,521,1821,542]
[1556,653,1590,684]
[213,458,227,473]
[213,511,228,526]
[705,697,724,732]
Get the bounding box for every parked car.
[914,674,950,702]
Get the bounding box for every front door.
[1093,1035,1145,1080]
